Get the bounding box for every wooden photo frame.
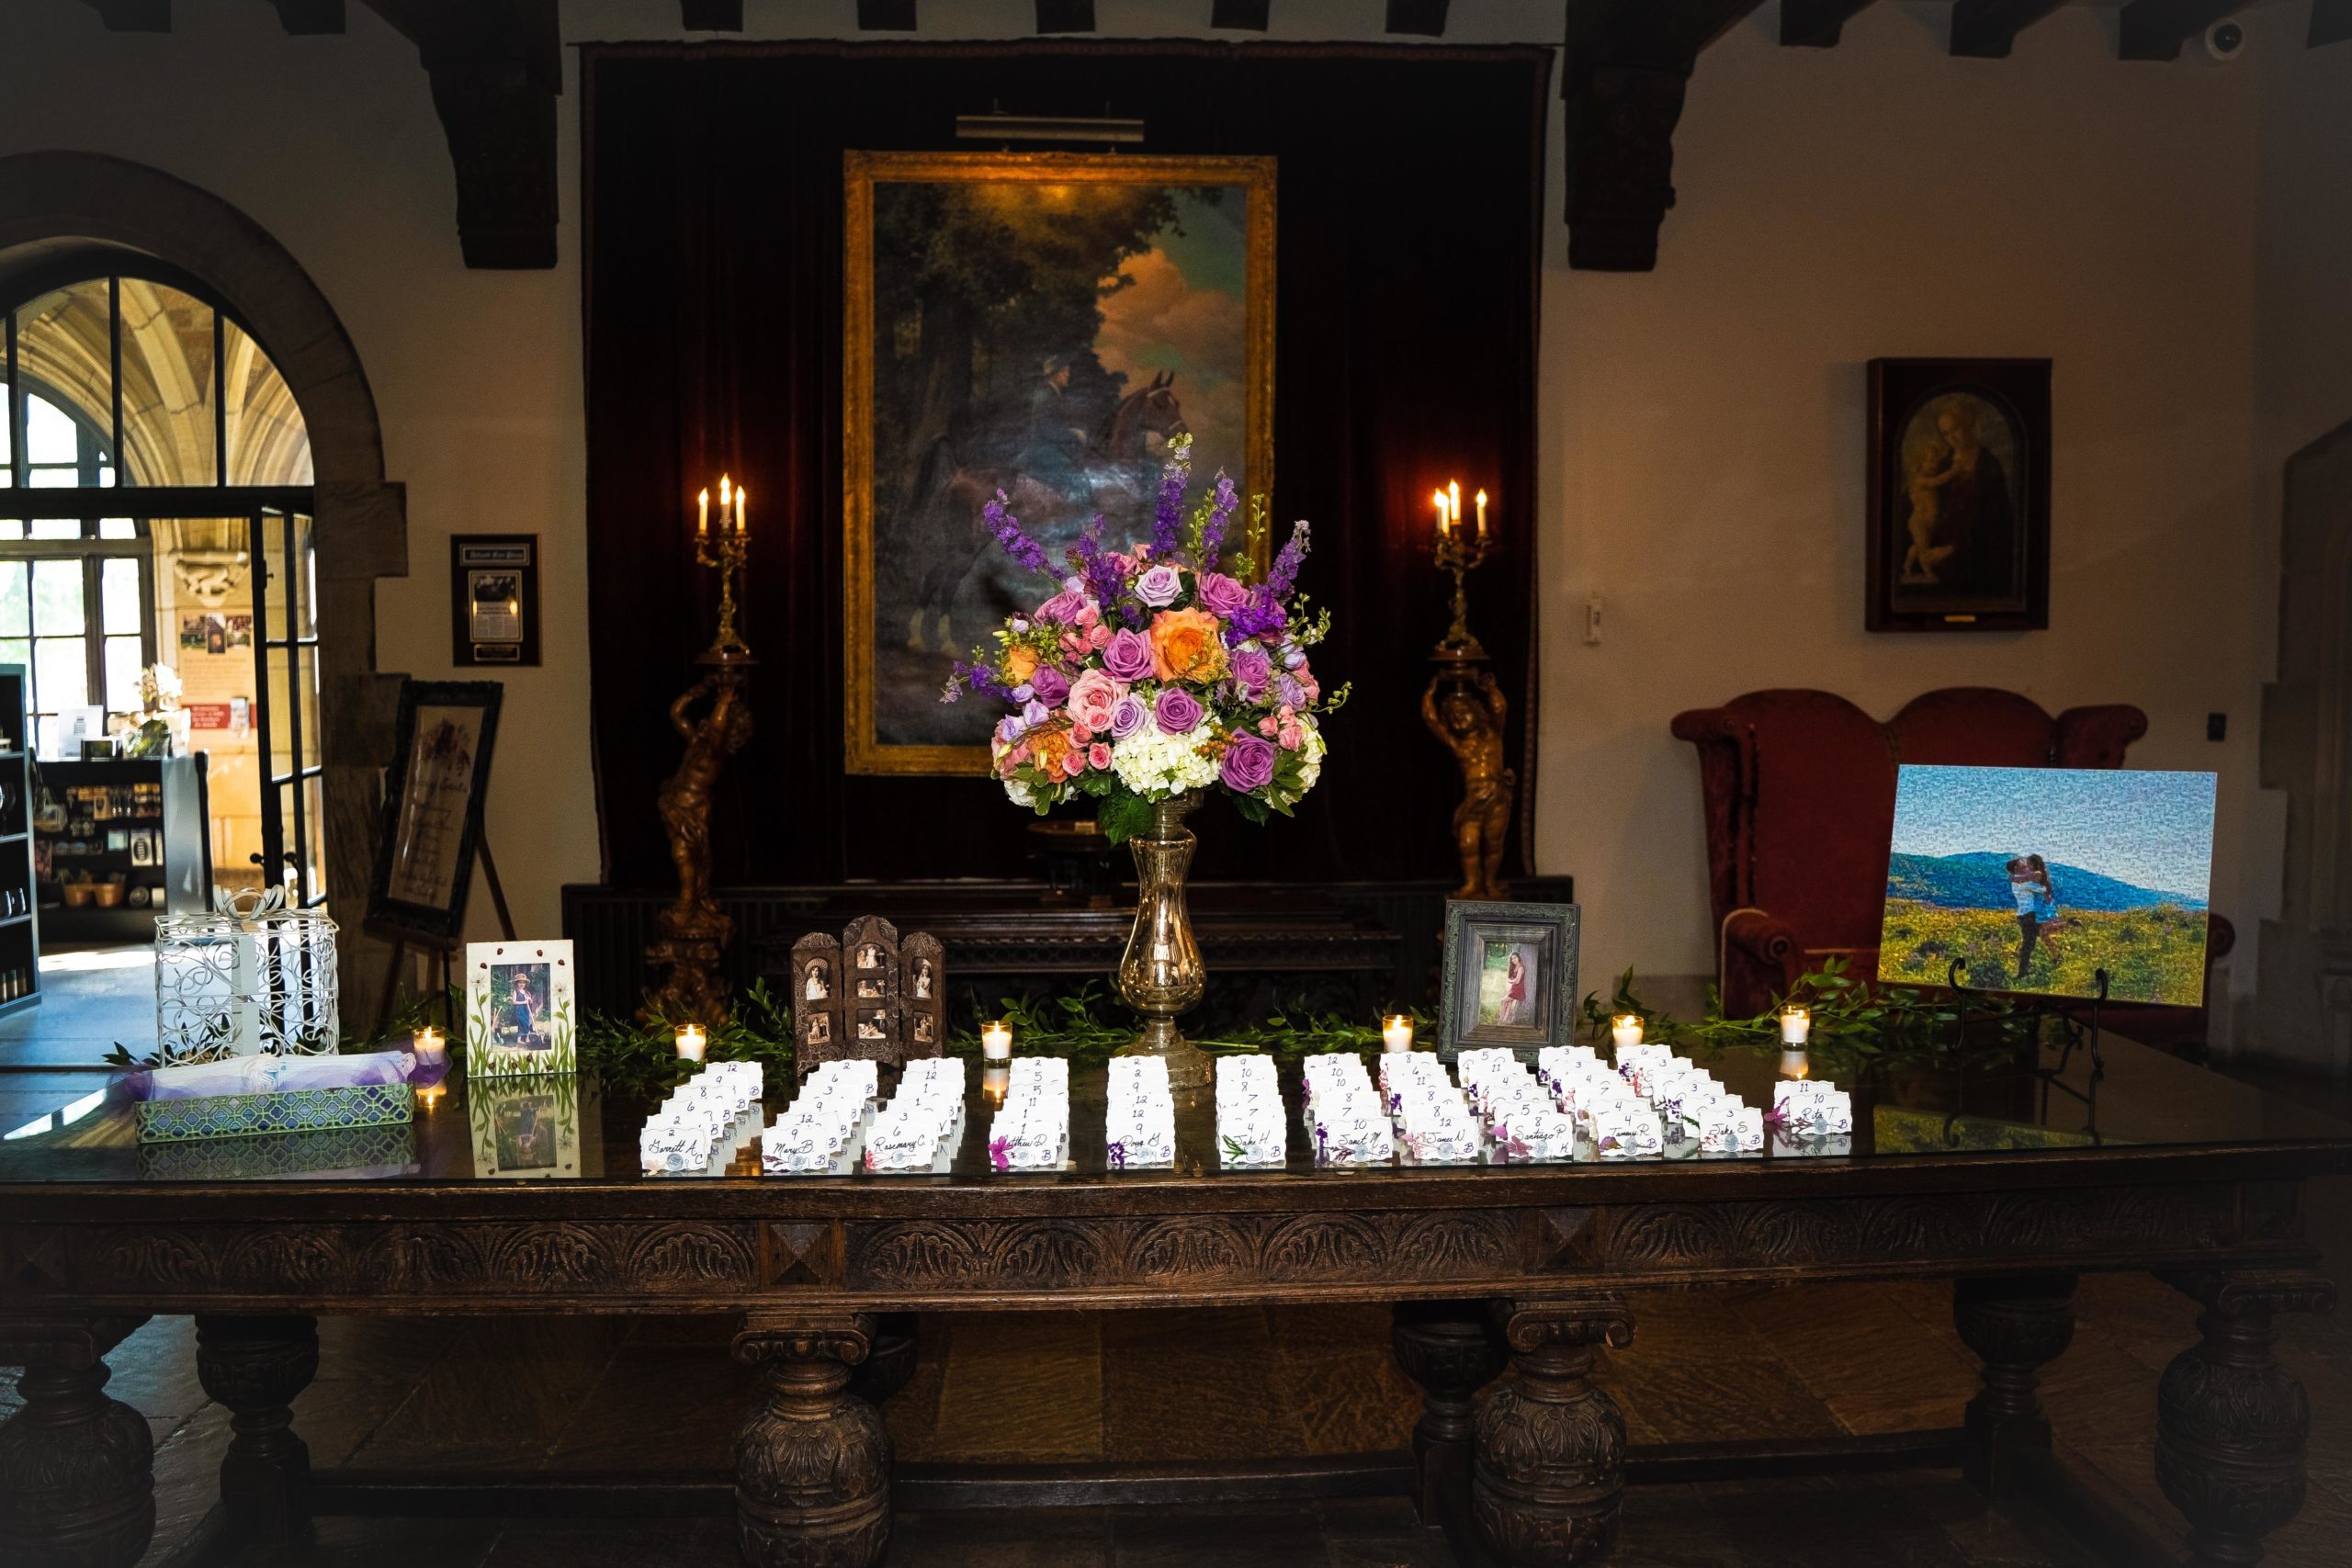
[1437,900,1581,1060]
[842,151,1277,775]
[367,680,503,941]
[1866,357,2052,632]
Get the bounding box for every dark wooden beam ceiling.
[1780,0,1873,48]
[1949,0,2065,58]
[2119,0,2246,59]
[1562,0,1765,272]
[2312,0,2352,46]
[361,0,560,269]
[266,0,345,32]
[79,0,170,30]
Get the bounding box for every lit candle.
[413,1025,446,1066]
[1779,1004,1811,1046]
[733,483,747,537]
[1476,489,1488,540]
[675,1023,707,1062]
[1447,480,1461,538]
[982,1065,1009,1106]
[697,487,709,536]
[1383,1014,1415,1053]
[1433,488,1451,540]
[1780,1046,1811,1080]
[1610,1013,1643,1054]
[981,1019,1012,1062]
[416,1082,445,1111]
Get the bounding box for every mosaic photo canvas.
[1877,765,2216,1005]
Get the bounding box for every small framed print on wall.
[1865,357,2052,633]
[450,535,541,666]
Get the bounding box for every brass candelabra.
[695,476,752,661]
[1430,481,1492,659]
[1423,481,1514,900]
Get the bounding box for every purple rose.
[1036,590,1085,625]
[1102,628,1155,682]
[1154,687,1204,735]
[1031,666,1070,705]
[1135,563,1184,608]
[1194,572,1248,617]
[1220,734,1277,793]
[1109,693,1149,738]
[1276,674,1306,710]
[1230,647,1272,697]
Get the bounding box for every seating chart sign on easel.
[364,680,514,1010]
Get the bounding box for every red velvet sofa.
[1669,687,2232,1053]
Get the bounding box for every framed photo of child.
[1865,358,2051,632]
[1437,900,1581,1061]
[465,940,579,1077]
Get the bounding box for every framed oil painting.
[1437,900,1581,1060]
[844,151,1276,774]
[1865,357,2051,632]
[1876,765,2215,1005]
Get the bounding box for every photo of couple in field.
[1875,765,2217,1006]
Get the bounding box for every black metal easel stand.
[2036,967,2109,1140]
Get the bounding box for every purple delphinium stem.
[1265,519,1310,597]
[1151,438,1192,558]
[984,490,1051,577]
[1079,513,1129,620]
[1202,470,1238,565]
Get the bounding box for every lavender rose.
[1275,673,1306,710]
[1031,666,1070,705]
[1154,687,1204,735]
[1194,571,1247,617]
[1102,627,1155,682]
[1220,733,1277,793]
[1230,646,1272,697]
[1109,692,1149,739]
[1135,563,1184,608]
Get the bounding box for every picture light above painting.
[1865,357,2052,633]
[842,151,1276,775]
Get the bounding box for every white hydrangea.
[1111,725,1218,796]
[1295,716,1327,792]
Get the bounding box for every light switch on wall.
[1584,594,1602,645]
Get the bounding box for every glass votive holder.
[675,1023,708,1063]
[981,1021,1012,1063]
[1382,1014,1414,1053]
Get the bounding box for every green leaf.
[1098,790,1153,845]
[1231,794,1271,824]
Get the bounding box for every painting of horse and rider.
[843,152,1275,773]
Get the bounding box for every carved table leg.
[1391,1301,1504,1525]
[848,1312,917,1408]
[194,1314,319,1541]
[2155,1269,2336,1568]
[732,1313,889,1568]
[1952,1272,2075,1498]
[0,1315,154,1568]
[1471,1294,1634,1568]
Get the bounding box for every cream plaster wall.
[0,1,2332,1053]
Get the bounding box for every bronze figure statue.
[1423,660,1516,901]
[644,658,754,1027]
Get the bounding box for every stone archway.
[0,151,407,1017]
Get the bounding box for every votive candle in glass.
[1780,1046,1811,1080]
[1610,1013,1644,1054]
[1383,1014,1415,1053]
[981,1020,1013,1062]
[412,1025,447,1066]
[674,1023,707,1063]
[1779,1004,1811,1046]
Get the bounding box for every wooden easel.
[368,835,518,1024]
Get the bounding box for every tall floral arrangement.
[942,435,1346,842]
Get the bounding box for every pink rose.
[1194,572,1248,617]
[1088,742,1113,771]
[1077,603,1100,629]
[1067,670,1125,734]
[1087,624,1112,649]
[1037,590,1085,624]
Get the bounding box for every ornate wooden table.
[0,1035,2343,1568]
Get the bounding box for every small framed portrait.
[1438,901,1581,1059]
[806,1012,833,1046]
[1866,357,2052,632]
[854,1009,891,1043]
[801,956,832,1001]
[465,940,578,1077]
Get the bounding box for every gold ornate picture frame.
[843,151,1276,775]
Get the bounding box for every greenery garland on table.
[1577,954,2061,1073]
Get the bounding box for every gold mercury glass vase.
[1116,792,1211,1089]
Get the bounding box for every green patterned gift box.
[133,1081,415,1145]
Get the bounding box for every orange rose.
[1149,608,1227,684]
[1002,645,1040,684]
[1025,719,1073,775]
